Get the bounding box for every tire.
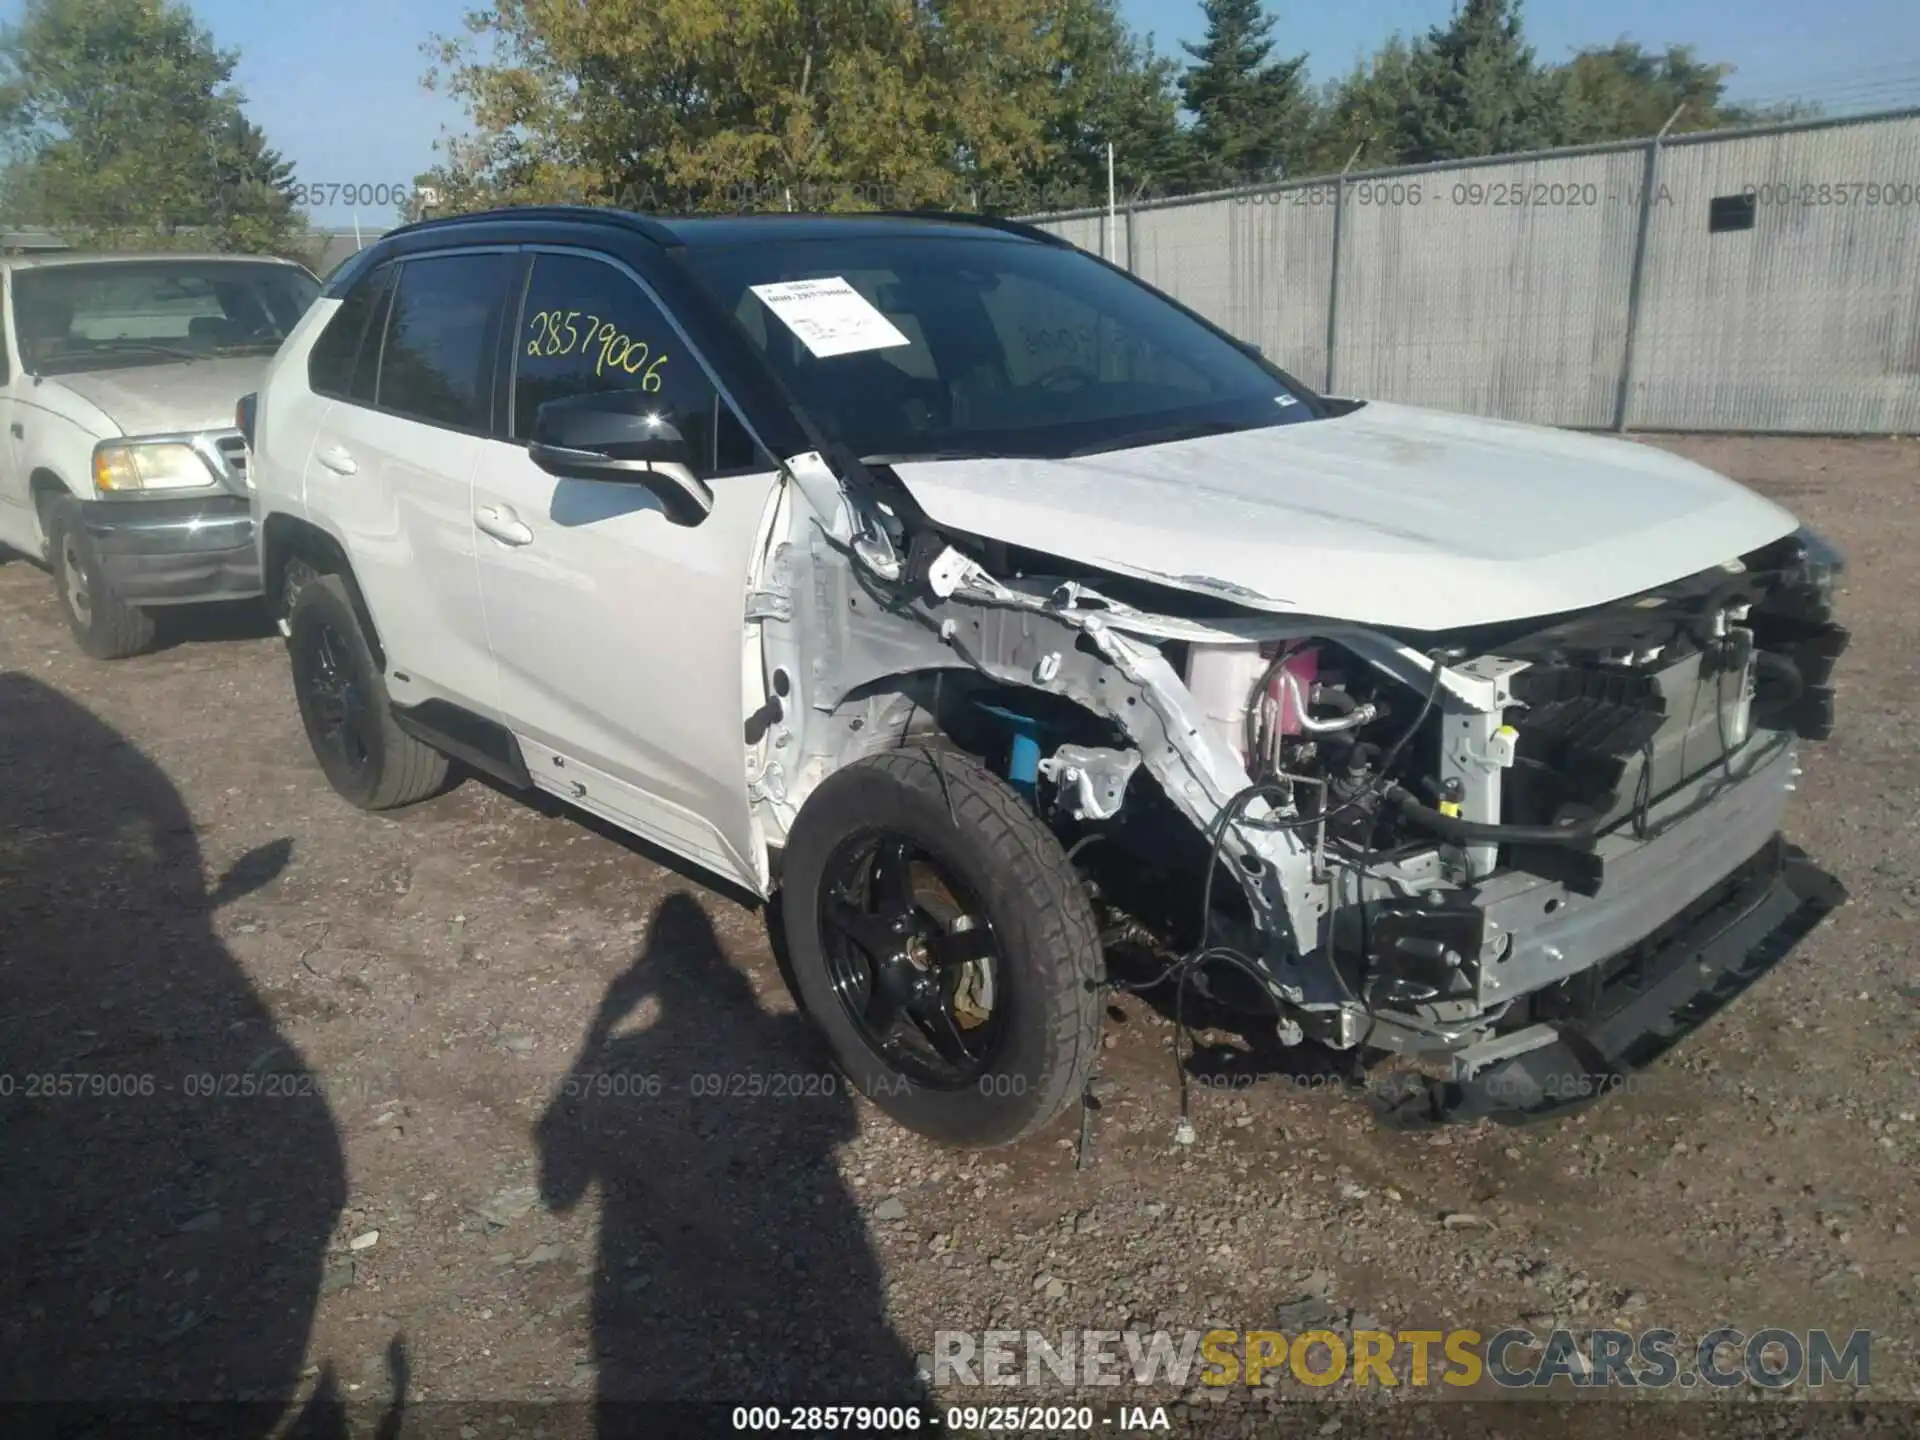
[781,748,1104,1148]
[286,571,449,810]
[44,496,156,659]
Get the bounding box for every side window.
[308,263,389,399]
[0,283,10,384]
[512,252,759,475]
[349,268,394,406]
[375,252,518,432]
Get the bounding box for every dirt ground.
[1,435,1916,1434]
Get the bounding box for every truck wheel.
[45,497,156,659]
[286,571,449,810]
[781,748,1105,1148]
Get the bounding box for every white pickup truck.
[0,252,319,657]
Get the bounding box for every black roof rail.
[382,204,682,247]
[869,210,1072,246]
[379,202,1067,249]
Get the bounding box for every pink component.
[1268,644,1320,736]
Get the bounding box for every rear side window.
[349,271,394,406]
[308,264,390,399]
[375,252,518,432]
[510,250,760,475]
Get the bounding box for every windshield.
[677,233,1318,462]
[11,260,320,376]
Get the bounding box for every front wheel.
[781,749,1105,1148]
[44,497,156,659]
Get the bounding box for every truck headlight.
[93,441,219,494]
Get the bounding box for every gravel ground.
[1,435,1916,1434]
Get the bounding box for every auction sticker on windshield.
[750,277,911,358]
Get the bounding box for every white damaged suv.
[245,207,1847,1147]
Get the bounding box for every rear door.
[261,257,392,527]
[469,246,783,892]
[305,248,520,715]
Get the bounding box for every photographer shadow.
[536,892,924,1426]
[0,674,348,1427]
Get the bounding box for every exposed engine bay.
[745,449,1849,1113]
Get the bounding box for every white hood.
[52,357,271,437]
[888,402,1800,632]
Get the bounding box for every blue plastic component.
[1008,731,1042,788]
[976,703,1046,799]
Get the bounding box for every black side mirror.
[528,389,713,525]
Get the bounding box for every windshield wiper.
[69,341,206,364]
[1063,418,1246,458]
[860,448,1028,464]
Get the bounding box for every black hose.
[1383,784,1602,848]
[1310,684,1358,715]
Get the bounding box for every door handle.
[8,423,21,439]
[315,444,358,475]
[475,504,533,547]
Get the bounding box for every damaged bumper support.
[1360,736,1845,1121]
[1362,733,1802,1033]
[1388,833,1841,1124]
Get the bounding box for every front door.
[470,247,782,893]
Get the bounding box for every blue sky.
[6,0,1920,227]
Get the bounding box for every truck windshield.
[12,260,321,376]
[677,232,1319,462]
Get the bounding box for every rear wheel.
[781,749,1105,1148]
[44,496,155,659]
[287,571,449,810]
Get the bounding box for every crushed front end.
[751,461,1849,1122]
[1312,529,1852,1118]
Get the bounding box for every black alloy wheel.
[819,831,1009,1089]
[295,614,375,782]
[780,748,1104,1148]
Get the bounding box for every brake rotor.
[909,860,994,1028]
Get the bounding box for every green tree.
[1301,35,1419,174]
[1393,0,1567,163]
[1178,0,1314,187]
[1026,0,1189,211]
[423,0,1067,215]
[206,110,302,252]
[0,0,305,252]
[1551,40,1815,142]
